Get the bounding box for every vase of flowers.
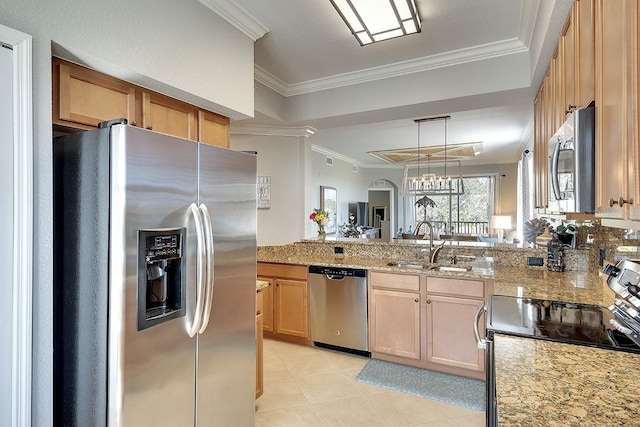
[339,214,362,238]
[309,208,329,240]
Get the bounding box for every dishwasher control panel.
[308,265,366,277]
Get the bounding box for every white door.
[0,23,33,427]
[0,42,14,427]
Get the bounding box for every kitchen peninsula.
[258,238,639,425]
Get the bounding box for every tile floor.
[255,339,485,426]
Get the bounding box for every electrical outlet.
[527,256,544,266]
[334,246,345,258]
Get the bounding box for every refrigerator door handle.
[198,203,215,334]
[188,203,207,337]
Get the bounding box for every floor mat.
[356,359,486,411]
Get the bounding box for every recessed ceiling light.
[330,0,421,46]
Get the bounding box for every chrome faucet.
[415,220,444,263]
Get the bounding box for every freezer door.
[196,144,257,427]
[109,125,198,426]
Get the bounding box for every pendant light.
[401,115,464,197]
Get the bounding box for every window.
[414,176,495,236]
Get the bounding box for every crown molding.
[198,0,269,41]
[256,38,528,97]
[311,144,404,169]
[519,0,541,49]
[231,124,317,138]
[311,144,365,167]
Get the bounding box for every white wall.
[0,1,255,424]
[231,134,308,245]
[310,151,370,231]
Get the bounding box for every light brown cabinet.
[257,263,310,344]
[575,0,596,108]
[532,0,596,212]
[368,271,489,379]
[425,277,485,375]
[53,59,135,130]
[52,57,230,148]
[198,110,230,148]
[141,91,197,140]
[369,285,421,360]
[274,278,309,338]
[594,0,638,219]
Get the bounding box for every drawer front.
[426,277,484,298]
[370,272,420,291]
[256,289,264,315]
[257,262,307,280]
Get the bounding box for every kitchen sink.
[428,265,473,272]
[387,261,473,272]
[387,261,426,269]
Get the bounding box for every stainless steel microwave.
[547,106,595,213]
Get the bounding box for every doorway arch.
[367,179,397,241]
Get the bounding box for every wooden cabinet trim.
[426,277,485,299]
[370,271,420,291]
[257,263,307,280]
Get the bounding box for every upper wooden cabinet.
[53,59,135,129]
[533,0,595,214]
[575,0,595,108]
[198,111,230,148]
[594,0,638,219]
[52,58,230,148]
[141,91,197,141]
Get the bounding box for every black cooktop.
[487,295,640,353]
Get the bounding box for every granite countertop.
[493,267,608,305]
[495,335,640,426]
[259,245,632,424]
[257,253,495,279]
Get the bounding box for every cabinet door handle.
[610,197,634,207]
[146,125,153,130]
[426,299,430,304]
[415,298,420,303]
[131,121,137,127]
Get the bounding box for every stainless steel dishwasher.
[308,265,369,356]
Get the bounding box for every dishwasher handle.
[326,274,345,280]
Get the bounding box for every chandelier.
[401,115,465,196]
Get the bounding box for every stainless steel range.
[476,258,640,426]
[603,259,640,346]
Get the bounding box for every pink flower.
[309,212,316,220]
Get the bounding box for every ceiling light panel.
[331,0,421,46]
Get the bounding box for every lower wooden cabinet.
[426,294,485,372]
[257,263,310,344]
[369,288,420,360]
[368,271,489,379]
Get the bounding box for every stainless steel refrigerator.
[53,123,257,426]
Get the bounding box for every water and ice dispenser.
[137,229,186,330]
